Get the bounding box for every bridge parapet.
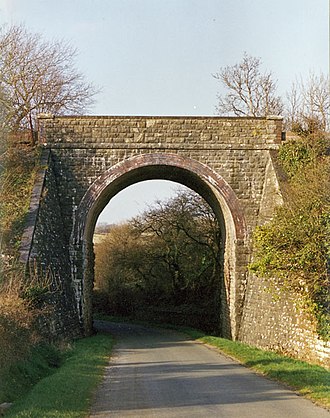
[37,115,283,149]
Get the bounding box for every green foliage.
[20,264,53,309]
[251,205,329,294]
[278,133,329,177]
[251,133,330,339]
[0,343,62,403]
[278,137,312,177]
[0,129,48,406]
[6,333,113,418]
[0,266,59,403]
[0,272,38,383]
[94,190,222,333]
[21,285,50,309]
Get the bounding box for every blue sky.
[1,0,328,223]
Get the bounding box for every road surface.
[90,321,329,417]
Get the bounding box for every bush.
[0,264,63,403]
[251,133,330,339]
[0,273,39,393]
[278,134,328,178]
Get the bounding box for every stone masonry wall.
[37,115,282,239]
[20,115,329,365]
[24,149,81,339]
[240,273,330,367]
[37,116,280,339]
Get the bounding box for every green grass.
[0,343,62,404]
[194,334,330,408]
[5,333,113,418]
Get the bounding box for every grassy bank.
[0,343,62,404]
[5,333,113,418]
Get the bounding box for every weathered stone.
[19,115,328,365]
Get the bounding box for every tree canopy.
[0,24,98,141]
[285,73,330,133]
[94,190,223,332]
[213,53,329,134]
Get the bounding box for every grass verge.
[95,314,330,409]
[5,333,113,418]
[0,343,62,404]
[190,333,330,409]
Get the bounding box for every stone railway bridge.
[19,115,328,364]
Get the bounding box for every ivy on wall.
[250,132,330,339]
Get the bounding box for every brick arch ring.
[71,153,247,246]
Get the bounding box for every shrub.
[0,272,39,380]
[278,134,328,178]
[251,133,330,339]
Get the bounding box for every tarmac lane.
[89,321,330,418]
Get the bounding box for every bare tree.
[213,53,283,117]
[94,190,222,309]
[0,25,98,142]
[132,190,222,298]
[285,72,330,133]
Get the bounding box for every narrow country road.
[90,321,329,418]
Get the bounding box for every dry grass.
[0,137,50,402]
[0,272,39,374]
[0,138,39,369]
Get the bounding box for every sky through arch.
[97,180,187,225]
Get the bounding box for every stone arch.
[70,153,248,338]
